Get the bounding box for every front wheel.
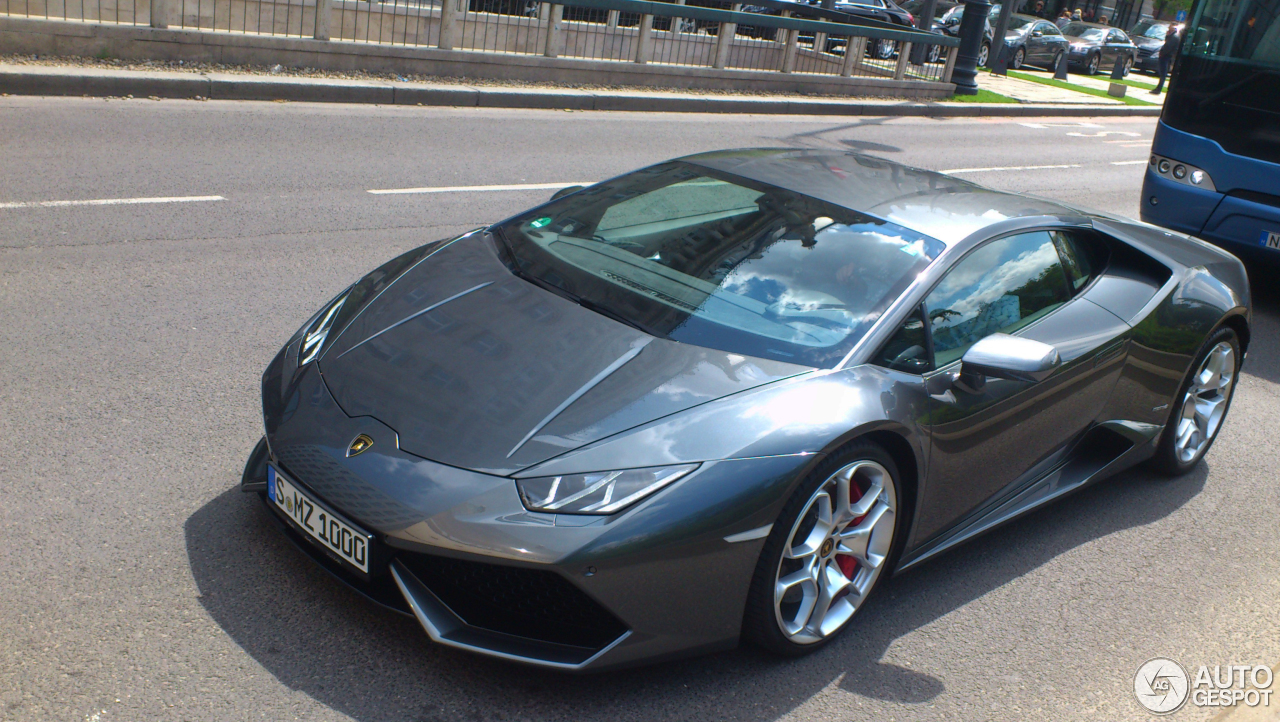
[1086,53,1100,74]
[1049,50,1063,72]
[743,442,901,655]
[1011,46,1025,69]
[1150,326,1241,475]
[978,41,990,66]
[872,38,897,59]
[1121,55,1133,76]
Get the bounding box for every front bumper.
[249,350,812,671]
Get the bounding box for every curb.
[0,69,1165,117]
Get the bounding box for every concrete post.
[606,9,619,28]
[635,13,654,63]
[942,43,958,83]
[544,3,563,57]
[712,3,740,69]
[813,31,827,55]
[149,0,173,28]
[840,36,866,76]
[314,0,332,40]
[781,28,798,72]
[437,0,458,50]
[894,41,911,79]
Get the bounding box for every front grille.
[398,554,628,650]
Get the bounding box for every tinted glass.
[1039,21,1062,35]
[875,306,931,374]
[1050,231,1093,292]
[1008,15,1035,29]
[495,163,945,368]
[1185,0,1280,66]
[1131,20,1168,39]
[1064,22,1106,39]
[925,232,1070,366]
[1108,30,1128,42]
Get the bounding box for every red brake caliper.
[836,481,865,580]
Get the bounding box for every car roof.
[680,148,1078,245]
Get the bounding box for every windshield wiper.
[496,238,658,337]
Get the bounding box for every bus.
[1140,0,1280,259]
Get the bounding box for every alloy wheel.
[1174,341,1236,464]
[1012,47,1025,69]
[1087,54,1099,74]
[978,43,990,66]
[773,461,897,645]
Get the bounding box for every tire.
[743,440,904,656]
[874,38,897,60]
[927,44,942,63]
[1121,56,1133,76]
[1087,53,1100,74]
[1149,326,1242,476]
[1011,47,1025,69]
[978,42,990,66]
[1049,50,1063,72]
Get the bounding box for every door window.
[925,231,1071,366]
[874,304,932,374]
[1108,29,1127,43]
[1038,21,1061,35]
[1050,230,1094,292]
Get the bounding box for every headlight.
[517,464,698,515]
[299,290,349,365]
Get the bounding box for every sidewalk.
[1005,66,1167,105]
[0,62,1164,117]
[979,71,1127,104]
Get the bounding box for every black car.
[831,0,916,58]
[1128,19,1180,73]
[1002,14,1070,70]
[740,0,917,61]
[1063,21,1138,74]
[936,2,999,65]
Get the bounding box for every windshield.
[1184,0,1280,66]
[1007,15,1034,30]
[942,3,1000,22]
[493,163,944,368]
[1063,23,1106,39]
[1130,20,1169,39]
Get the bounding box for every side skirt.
[895,421,1160,573]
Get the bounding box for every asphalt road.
[2,97,1277,722]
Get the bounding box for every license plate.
[268,466,372,574]
[1262,230,1280,251]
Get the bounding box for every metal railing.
[2,0,960,84]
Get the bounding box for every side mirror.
[1033,29,1044,36]
[957,333,1061,392]
[550,185,585,201]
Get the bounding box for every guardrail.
[3,0,960,85]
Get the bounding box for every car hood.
[318,235,809,475]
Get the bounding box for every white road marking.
[1111,160,1150,165]
[368,182,594,195]
[0,195,224,209]
[941,164,1080,174]
[1065,131,1142,138]
[1018,122,1104,128]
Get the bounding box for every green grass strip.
[1005,69,1158,106]
[947,88,1020,103]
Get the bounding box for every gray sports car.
[243,149,1250,672]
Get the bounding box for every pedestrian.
[1072,8,1082,20]
[1057,9,1071,27]
[1098,13,1109,24]
[1033,0,1045,17]
[1152,24,1181,93]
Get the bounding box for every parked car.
[833,0,916,58]
[1128,19,1181,73]
[1001,13,1070,70]
[246,149,1250,671]
[936,2,999,65]
[1063,21,1137,74]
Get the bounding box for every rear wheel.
[743,441,901,655]
[873,38,897,59]
[1150,327,1241,475]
